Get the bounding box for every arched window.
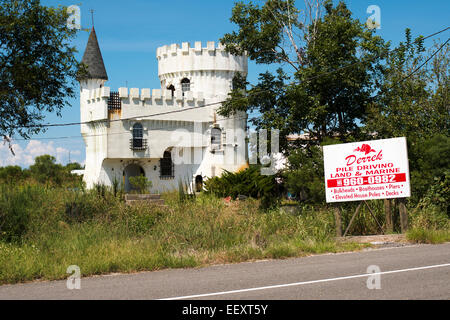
[181,78,190,95]
[160,150,174,178]
[131,123,145,150]
[211,127,221,148]
[167,84,175,97]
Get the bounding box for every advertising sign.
[323,137,410,203]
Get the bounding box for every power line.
[11,115,248,142]
[17,99,230,129]
[422,26,450,40]
[293,26,450,85]
[9,26,449,134]
[400,37,450,82]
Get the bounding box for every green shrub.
[409,134,450,204]
[128,175,152,194]
[283,138,342,204]
[409,204,449,231]
[0,184,39,242]
[0,166,28,184]
[204,166,279,208]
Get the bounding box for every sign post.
[323,137,411,235]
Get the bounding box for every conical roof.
[80,28,108,80]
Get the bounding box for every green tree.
[283,145,324,202]
[365,31,449,203]
[365,29,441,141]
[29,154,63,184]
[0,0,81,143]
[65,162,83,172]
[283,137,340,203]
[0,165,26,184]
[219,0,388,152]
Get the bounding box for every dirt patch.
[337,234,408,247]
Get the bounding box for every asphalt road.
[0,243,449,300]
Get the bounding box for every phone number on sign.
[327,173,406,188]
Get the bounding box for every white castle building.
[78,28,249,192]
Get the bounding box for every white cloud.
[0,140,82,168]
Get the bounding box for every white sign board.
[323,137,411,203]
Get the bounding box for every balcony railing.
[130,138,147,151]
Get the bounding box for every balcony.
[130,138,147,151]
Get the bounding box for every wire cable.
[7,27,449,135]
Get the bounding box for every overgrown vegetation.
[219,0,449,218]
[204,166,279,209]
[0,181,370,285]
[0,155,83,187]
[0,0,448,285]
[129,175,152,194]
[0,166,447,285]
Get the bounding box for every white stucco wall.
[80,40,248,192]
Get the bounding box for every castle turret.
[80,27,108,81]
[79,27,109,189]
[78,27,109,126]
[156,41,247,99]
[79,27,108,97]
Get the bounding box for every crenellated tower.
[156,41,247,99]
[78,30,249,192]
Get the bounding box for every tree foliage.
[204,166,279,208]
[220,0,449,206]
[220,1,388,152]
[129,175,152,194]
[282,137,340,202]
[291,1,387,142]
[0,0,80,142]
[0,155,83,186]
[365,29,448,141]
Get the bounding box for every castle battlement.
[157,41,228,60]
[83,86,210,105]
[156,41,247,78]
[79,28,249,192]
[82,85,228,130]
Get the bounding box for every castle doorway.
[123,163,145,192]
[195,175,203,192]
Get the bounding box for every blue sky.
[2,0,449,167]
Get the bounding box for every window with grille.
[160,150,174,178]
[211,127,222,148]
[130,123,146,150]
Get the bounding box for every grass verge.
[406,228,450,244]
[1,184,447,285]
[0,188,370,285]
